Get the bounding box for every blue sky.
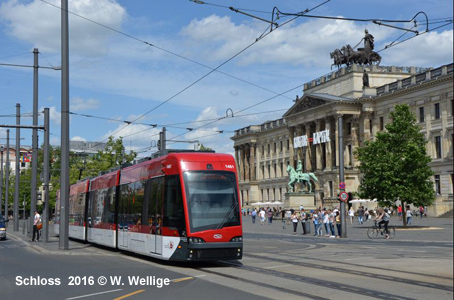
[0,0,452,158]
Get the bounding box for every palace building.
[231,63,453,216]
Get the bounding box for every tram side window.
[88,188,116,228]
[69,193,86,227]
[147,177,164,234]
[119,181,146,231]
[163,175,185,232]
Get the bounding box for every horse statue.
[286,165,318,193]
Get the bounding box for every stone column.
[325,117,332,170]
[245,144,250,181]
[315,120,322,171]
[250,143,256,181]
[306,123,313,171]
[362,111,373,144]
[234,146,241,180]
[288,126,295,166]
[296,125,304,164]
[351,117,360,167]
[239,145,245,181]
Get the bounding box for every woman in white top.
[348,207,355,225]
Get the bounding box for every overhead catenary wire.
[37,0,452,155]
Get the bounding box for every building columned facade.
[232,63,453,216]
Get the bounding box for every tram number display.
[339,191,349,202]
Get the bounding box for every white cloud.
[180,15,453,68]
[71,136,86,142]
[70,97,100,111]
[0,0,126,56]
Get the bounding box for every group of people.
[248,207,277,225]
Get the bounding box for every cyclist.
[373,208,390,239]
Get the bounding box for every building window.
[347,122,352,135]
[435,136,442,158]
[379,117,384,131]
[347,145,352,166]
[262,166,265,179]
[280,141,283,152]
[274,142,276,154]
[434,103,440,119]
[268,165,271,179]
[329,181,333,197]
[267,144,270,155]
[419,107,425,123]
[434,175,441,195]
[280,163,283,177]
[262,146,264,155]
[369,119,373,134]
[287,139,289,150]
[274,163,277,178]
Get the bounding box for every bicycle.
[367,220,395,239]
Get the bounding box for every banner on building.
[294,129,330,148]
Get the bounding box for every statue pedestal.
[285,193,316,210]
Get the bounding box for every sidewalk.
[242,215,454,242]
[6,221,112,256]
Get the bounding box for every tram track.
[244,253,453,292]
[196,260,417,300]
[266,250,454,281]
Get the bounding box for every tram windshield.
[183,171,240,232]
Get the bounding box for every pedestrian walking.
[281,209,287,229]
[259,209,266,225]
[406,207,413,225]
[251,209,257,224]
[348,207,355,225]
[357,206,365,225]
[312,211,319,236]
[300,209,307,235]
[419,206,425,218]
[31,211,41,242]
[335,211,342,237]
[291,211,299,235]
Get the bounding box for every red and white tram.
[55,151,243,261]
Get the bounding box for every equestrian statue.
[286,162,318,193]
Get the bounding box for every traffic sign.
[339,191,349,202]
[339,182,346,190]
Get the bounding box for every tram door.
[149,177,163,255]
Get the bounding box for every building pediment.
[283,93,352,117]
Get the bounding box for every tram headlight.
[188,237,205,243]
[230,236,243,242]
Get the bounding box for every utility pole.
[14,104,20,231]
[5,130,10,227]
[59,0,70,250]
[43,108,50,243]
[30,48,39,236]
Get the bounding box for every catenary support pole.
[14,104,20,231]
[59,0,70,250]
[43,108,50,243]
[30,48,39,237]
[338,114,347,238]
[5,130,10,227]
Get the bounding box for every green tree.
[354,104,434,227]
[198,143,213,151]
[17,136,136,214]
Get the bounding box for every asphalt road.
[0,216,452,300]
